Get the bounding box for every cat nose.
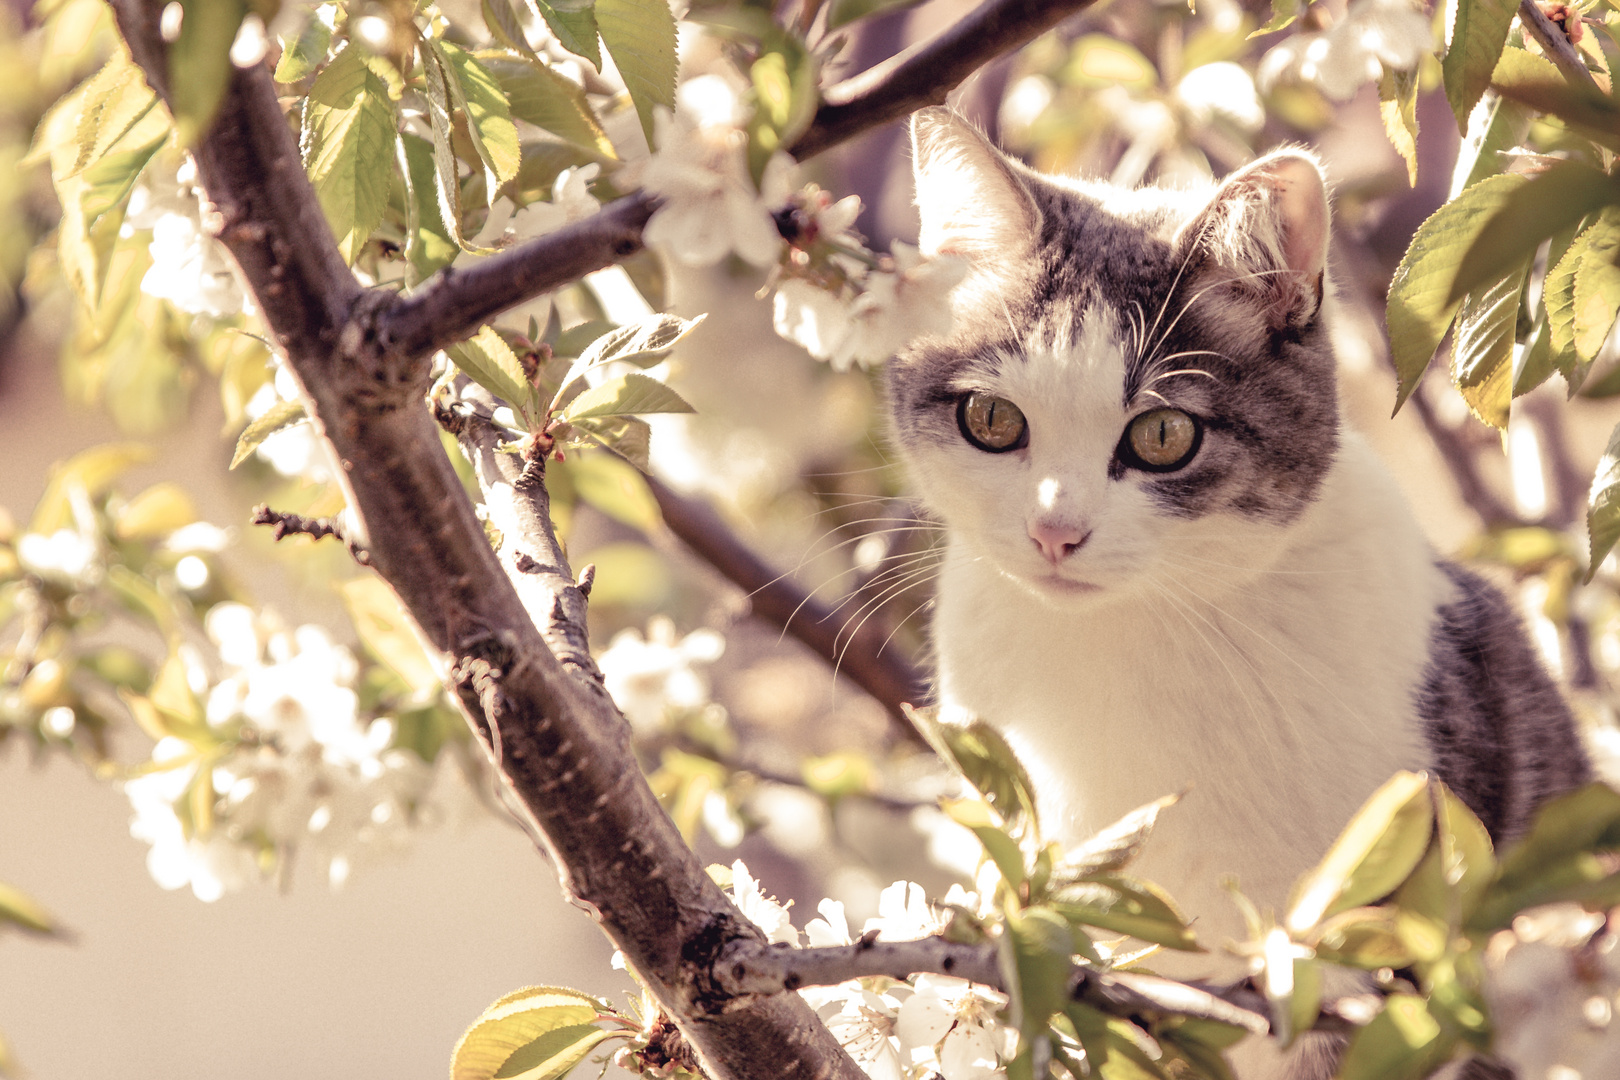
[1029,520,1089,564]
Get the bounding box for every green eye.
[1120,408,1201,472]
[957,393,1028,453]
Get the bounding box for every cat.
[887,108,1591,1078]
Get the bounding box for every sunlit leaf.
[341,576,441,697]
[483,0,539,59]
[526,0,601,71]
[906,705,1041,837]
[1443,0,1518,130]
[557,373,692,422]
[301,44,397,264]
[452,987,609,1080]
[1336,994,1453,1080]
[565,452,661,532]
[70,49,159,178]
[1053,793,1179,880]
[397,132,457,283]
[570,415,652,470]
[231,398,306,469]
[1450,161,1620,303]
[1387,173,1526,411]
[434,41,522,190]
[448,326,538,418]
[1450,92,1527,197]
[942,796,1027,886]
[1490,46,1620,149]
[115,482,198,540]
[1286,771,1433,933]
[595,0,677,145]
[274,2,338,83]
[419,42,498,255]
[1251,0,1300,36]
[1378,70,1419,187]
[1004,905,1075,1040]
[169,0,248,145]
[1312,907,1413,969]
[1051,875,1201,951]
[484,57,614,161]
[1589,423,1620,579]
[30,442,153,534]
[1452,263,1525,429]
[1574,238,1620,362]
[1066,35,1157,90]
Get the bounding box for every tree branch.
[373,0,1099,357]
[645,475,929,744]
[1407,382,1521,529]
[1518,0,1602,95]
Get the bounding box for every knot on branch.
[339,288,431,409]
[683,912,771,1015]
[250,504,371,565]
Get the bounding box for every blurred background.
[5,0,1620,1076]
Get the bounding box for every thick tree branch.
[646,475,929,743]
[373,0,1098,356]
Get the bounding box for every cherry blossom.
[727,860,799,945]
[596,616,725,732]
[126,157,250,318]
[894,974,1009,1080]
[1258,0,1432,101]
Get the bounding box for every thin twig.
[1408,382,1522,529]
[645,474,929,744]
[1518,0,1602,94]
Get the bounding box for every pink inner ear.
[1255,156,1329,279]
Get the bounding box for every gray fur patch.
[1417,561,1591,841]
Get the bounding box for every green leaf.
[1451,261,1525,430]
[79,129,166,231]
[397,132,457,283]
[493,1024,613,1080]
[1051,876,1200,951]
[341,576,442,696]
[115,482,198,540]
[1286,771,1433,933]
[942,797,1028,886]
[594,0,677,146]
[1490,47,1620,149]
[1450,92,1528,196]
[557,373,692,422]
[452,987,609,1080]
[301,44,396,264]
[0,881,61,937]
[419,42,496,255]
[1250,0,1300,36]
[449,326,539,419]
[527,0,601,71]
[483,0,540,59]
[1378,69,1419,188]
[1066,35,1158,91]
[1514,316,1557,397]
[1496,782,1620,890]
[569,415,652,470]
[565,451,661,532]
[274,3,338,83]
[484,56,615,159]
[1052,793,1179,881]
[1574,237,1620,363]
[433,41,523,190]
[1312,907,1414,969]
[169,0,248,145]
[1589,424,1620,579]
[906,705,1041,837]
[30,442,153,534]
[70,51,159,178]
[1451,161,1620,304]
[1335,994,1454,1080]
[231,398,306,469]
[1387,173,1527,412]
[1004,905,1076,1039]
[1443,0,1518,130]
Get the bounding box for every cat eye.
[957,393,1028,453]
[1119,409,1201,472]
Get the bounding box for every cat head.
[890,108,1340,605]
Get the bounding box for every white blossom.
[804,898,855,948]
[640,75,796,268]
[242,368,333,482]
[864,880,949,942]
[1258,0,1432,100]
[816,985,908,1080]
[16,528,98,582]
[513,164,602,238]
[596,616,725,732]
[127,158,249,318]
[895,974,1009,1080]
[125,738,256,902]
[728,860,799,945]
[1177,62,1265,133]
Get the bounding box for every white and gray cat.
[888,109,1590,1077]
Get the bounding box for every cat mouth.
[1034,574,1102,596]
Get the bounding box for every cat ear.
[1175,150,1331,328]
[910,108,1040,275]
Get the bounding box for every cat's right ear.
[911,108,1040,277]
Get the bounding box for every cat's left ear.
[1175,151,1330,329]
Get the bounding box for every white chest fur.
[932,434,1451,971]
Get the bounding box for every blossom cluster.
[1257,0,1432,101]
[727,862,1010,1080]
[636,76,966,372]
[124,603,438,900]
[124,155,251,319]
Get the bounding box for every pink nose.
[1029,520,1088,564]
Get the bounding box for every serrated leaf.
[571,415,651,470]
[1286,771,1433,933]
[79,127,167,231]
[419,42,497,255]
[1574,243,1620,362]
[1451,92,1528,197]
[1497,782,1620,889]
[452,987,607,1080]
[483,0,539,59]
[493,1024,612,1080]
[1443,0,1518,130]
[31,442,153,534]
[1452,262,1525,429]
[231,398,306,468]
[1490,47,1620,149]
[274,2,338,83]
[434,41,522,190]
[1054,793,1179,880]
[906,705,1041,837]
[1004,905,1075,1039]
[485,56,615,159]
[1387,173,1527,412]
[1379,69,1419,187]
[70,50,159,178]
[397,132,457,283]
[449,325,539,418]
[1514,315,1557,397]
[1589,423,1620,578]
[1051,875,1200,951]
[341,576,440,696]
[1336,994,1453,1080]
[557,373,692,422]
[1451,160,1620,303]
[169,0,248,145]
[943,796,1028,885]
[595,0,676,145]
[0,882,60,937]
[301,44,396,264]
[527,0,601,70]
